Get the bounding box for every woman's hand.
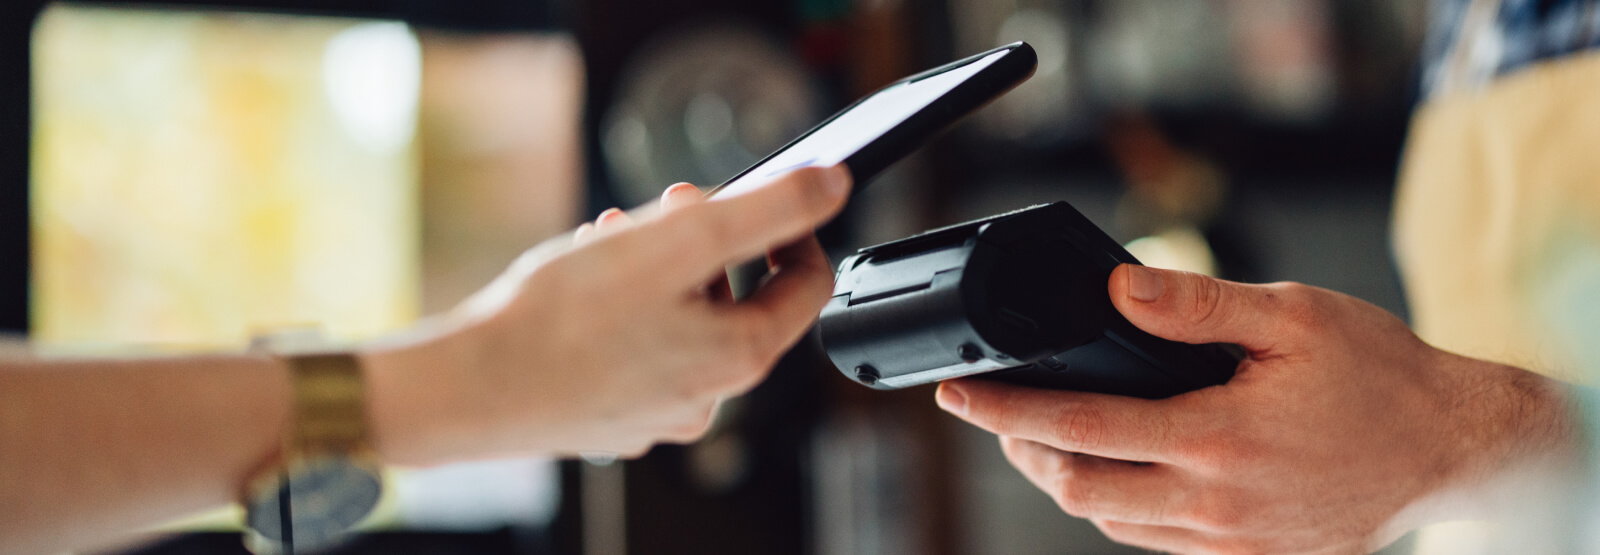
[938,265,1579,554]
[367,165,851,464]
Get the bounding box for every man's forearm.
[0,354,289,555]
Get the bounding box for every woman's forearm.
[0,166,852,555]
[0,354,290,555]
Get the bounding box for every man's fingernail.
[822,164,851,198]
[1128,265,1165,302]
[936,382,969,417]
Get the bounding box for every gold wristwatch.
[243,352,384,554]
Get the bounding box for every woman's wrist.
[361,321,482,467]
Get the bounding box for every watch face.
[246,457,383,551]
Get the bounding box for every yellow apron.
[1395,49,1600,383]
[1394,43,1600,555]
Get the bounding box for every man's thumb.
[1107,264,1292,353]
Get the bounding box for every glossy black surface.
[821,202,1242,399]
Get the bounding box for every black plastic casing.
[819,202,1242,400]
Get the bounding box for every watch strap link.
[286,353,369,457]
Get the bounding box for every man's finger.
[1107,264,1299,354]
[611,165,851,289]
[937,379,1187,464]
[1000,437,1187,526]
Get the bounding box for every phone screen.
[709,49,1010,199]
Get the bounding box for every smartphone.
[707,42,1036,297]
[705,41,1036,200]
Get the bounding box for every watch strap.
[286,353,369,457]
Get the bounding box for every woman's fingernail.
[936,382,969,417]
[660,183,699,211]
[662,182,698,200]
[1127,265,1166,302]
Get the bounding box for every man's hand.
[936,264,1577,554]
[367,165,852,464]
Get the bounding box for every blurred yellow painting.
[30,4,421,350]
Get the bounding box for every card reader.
[818,202,1242,399]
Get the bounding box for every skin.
[0,165,852,555]
[937,264,1582,554]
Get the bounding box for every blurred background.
[0,0,1429,553]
